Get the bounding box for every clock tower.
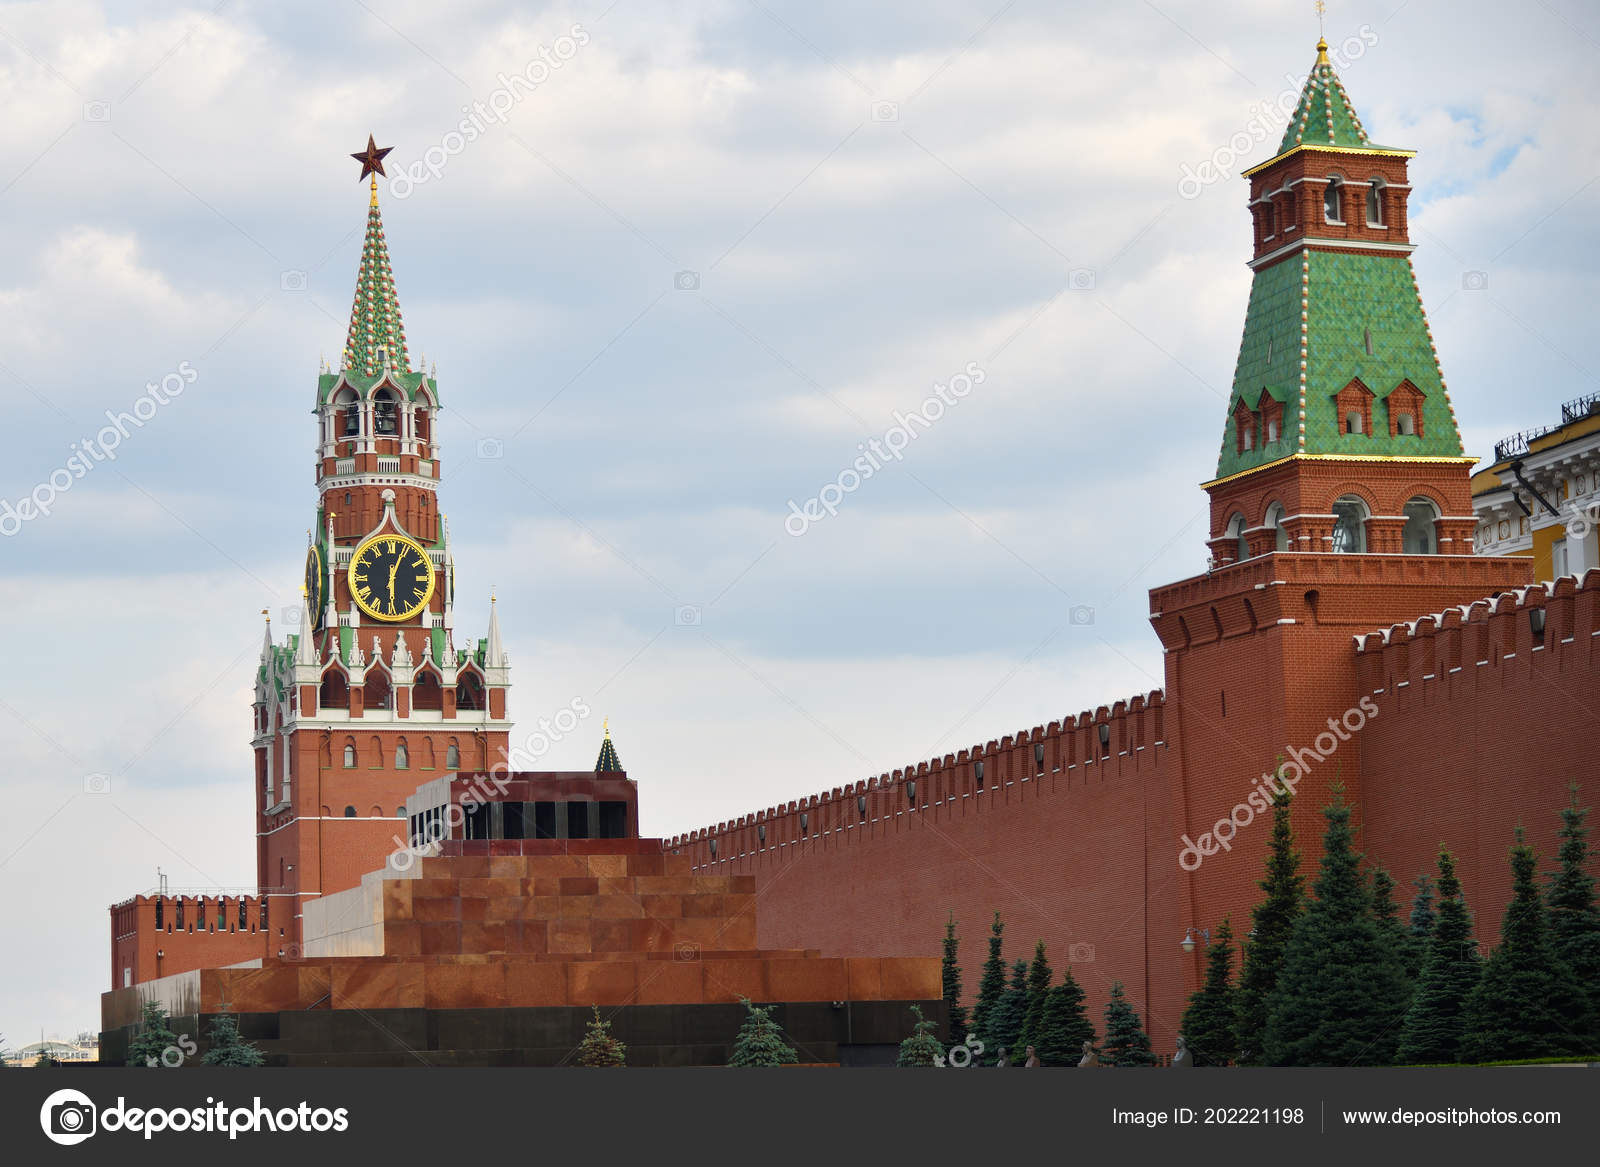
[252,143,514,951]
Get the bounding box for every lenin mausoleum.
[104,40,1599,1065]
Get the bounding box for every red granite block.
[450,857,492,878]
[631,918,676,953]
[559,876,599,897]
[662,853,695,875]
[633,959,703,1005]
[384,922,422,956]
[692,876,732,894]
[590,919,634,953]
[510,920,548,955]
[529,855,589,877]
[627,852,665,877]
[587,855,628,878]
[644,876,697,894]
[425,963,506,1009]
[461,922,508,953]
[591,895,644,919]
[558,896,593,918]
[413,897,460,924]
[488,856,527,878]
[419,923,462,955]
[846,958,882,1000]
[597,877,636,895]
[641,895,683,918]
[548,918,592,954]
[521,896,561,920]
[410,877,457,897]
[505,960,566,1006]
[298,965,331,1004]
[223,967,302,1012]
[767,958,848,1002]
[527,877,563,897]
[332,962,402,1010]
[567,961,636,1006]
[486,842,519,860]
[681,894,724,918]
[381,880,414,921]
[484,896,522,923]
[878,957,939,1001]
[730,875,757,894]
[459,897,487,922]
[700,959,766,1003]
[716,914,758,949]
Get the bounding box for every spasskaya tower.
[252,138,514,949]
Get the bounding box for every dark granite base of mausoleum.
[99,999,945,1067]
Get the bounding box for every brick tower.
[1148,40,1532,977]
[252,162,514,952]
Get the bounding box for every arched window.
[1345,411,1363,435]
[412,668,443,711]
[1331,496,1368,553]
[415,408,431,442]
[421,740,436,768]
[1324,177,1344,223]
[342,742,356,768]
[1225,513,1249,563]
[1366,178,1386,226]
[396,807,407,818]
[1402,498,1438,554]
[343,805,357,818]
[319,669,349,711]
[1396,412,1415,435]
[373,388,399,435]
[365,671,391,711]
[446,740,461,769]
[456,672,485,711]
[1262,200,1275,238]
[335,389,360,437]
[1265,502,1289,552]
[1266,415,1279,443]
[395,741,409,769]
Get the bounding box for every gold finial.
[261,608,271,622]
[370,173,379,208]
[603,717,610,737]
[1315,0,1328,63]
[1316,37,1329,66]
[300,584,308,597]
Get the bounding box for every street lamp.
[1180,927,1210,954]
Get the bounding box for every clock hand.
[387,561,398,607]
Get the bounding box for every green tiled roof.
[1216,249,1464,480]
[595,727,624,773]
[317,369,438,406]
[1278,41,1374,154]
[342,195,411,378]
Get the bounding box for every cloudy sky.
[1,0,1594,1044]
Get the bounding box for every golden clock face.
[304,545,325,633]
[348,533,436,622]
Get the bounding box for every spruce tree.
[1262,787,1411,1066]
[1459,831,1591,1062]
[1396,849,1481,1064]
[1014,940,1053,1058]
[1101,982,1155,1066]
[897,1005,944,1067]
[1235,787,1304,1063]
[1410,873,1436,944]
[1370,866,1423,985]
[989,960,1030,1065]
[1180,917,1239,1065]
[971,912,1007,1062]
[574,1005,627,1067]
[728,998,798,1067]
[125,1001,181,1068]
[1035,967,1096,1066]
[940,913,970,1051]
[1547,785,1600,1037]
[199,1014,265,1067]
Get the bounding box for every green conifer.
[1180,917,1239,1065]
[1396,850,1481,1064]
[1101,982,1155,1067]
[1235,786,1304,1063]
[1034,966,1096,1066]
[940,913,970,1051]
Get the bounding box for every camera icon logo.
[1068,941,1096,963]
[674,604,702,627]
[41,1088,98,1146]
[84,773,111,794]
[280,269,308,292]
[1462,270,1489,291]
[476,437,504,460]
[674,270,700,291]
[82,101,111,122]
[674,941,701,962]
[870,100,899,122]
[281,605,302,627]
[1068,604,1095,627]
[1068,268,1097,291]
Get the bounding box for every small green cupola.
[595,720,624,773]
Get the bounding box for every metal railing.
[1493,392,1600,461]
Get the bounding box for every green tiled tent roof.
[316,368,438,406]
[595,726,624,773]
[1216,250,1465,480]
[342,194,411,378]
[1278,40,1374,153]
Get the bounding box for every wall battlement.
[667,689,1168,870]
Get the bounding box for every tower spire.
[595,720,624,773]
[342,136,409,378]
[484,592,506,669]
